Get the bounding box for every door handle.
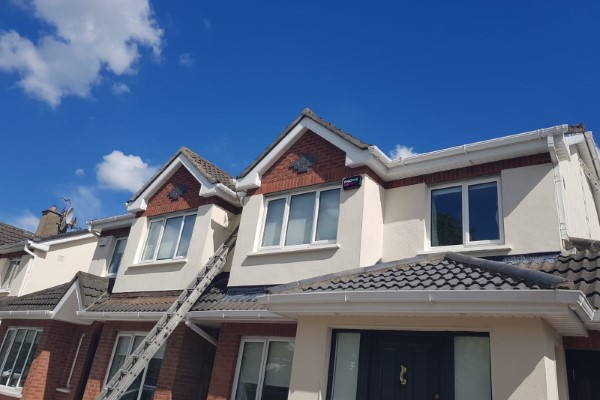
[399,365,407,385]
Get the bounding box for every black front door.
[566,350,600,400]
[358,332,451,400]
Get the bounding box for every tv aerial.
[58,197,77,233]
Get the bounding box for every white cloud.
[178,53,195,67]
[112,82,130,94]
[389,144,418,160]
[203,18,212,30]
[8,211,40,232]
[75,168,84,176]
[96,150,158,192]
[0,0,163,107]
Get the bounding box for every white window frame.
[230,337,295,400]
[139,212,197,263]
[0,260,20,291]
[0,327,43,391]
[427,177,504,249]
[107,238,127,277]
[103,331,164,400]
[259,186,341,250]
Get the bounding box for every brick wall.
[82,321,215,400]
[563,331,600,350]
[0,319,102,400]
[140,166,241,217]
[248,130,552,196]
[207,323,297,400]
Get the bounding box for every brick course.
[206,323,297,400]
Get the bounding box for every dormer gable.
[236,109,384,192]
[127,147,240,214]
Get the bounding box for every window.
[232,338,295,400]
[0,260,20,290]
[261,188,341,249]
[105,333,165,400]
[141,213,196,262]
[108,238,127,275]
[0,328,42,390]
[430,179,502,247]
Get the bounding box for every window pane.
[176,215,196,258]
[1,261,20,289]
[18,331,40,388]
[316,189,341,241]
[0,330,16,375]
[235,341,265,400]
[431,186,463,246]
[157,216,184,260]
[285,192,316,246]
[139,344,165,400]
[468,182,500,242]
[107,336,132,381]
[330,333,360,400]
[0,329,25,386]
[454,336,491,400]
[142,222,162,261]
[262,199,285,247]
[108,239,127,275]
[262,342,294,400]
[8,329,36,387]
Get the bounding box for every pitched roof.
[237,108,372,179]
[523,250,600,309]
[0,222,35,246]
[129,147,236,203]
[267,253,571,295]
[0,271,108,312]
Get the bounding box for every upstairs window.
[0,260,20,290]
[430,179,502,247]
[261,188,341,249]
[108,238,127,275]
[141,213,196,262]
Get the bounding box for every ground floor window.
[105,333,165,400]
[0,327,42,390]
[232,338,295,400]
[327,330,491,400]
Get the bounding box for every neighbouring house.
[1,109,600,400]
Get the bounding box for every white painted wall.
[287,315,563,400]
[112,204,238,293]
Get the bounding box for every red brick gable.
[143,166,202,217]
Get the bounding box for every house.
[1,109,600,400]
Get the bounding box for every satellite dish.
[65,208,75,225]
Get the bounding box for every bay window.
[141,213,196,262]
[261,188,341,249]
[232,338,295,400]
[430,179,502,247]
[0,328,42,390]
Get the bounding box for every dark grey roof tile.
[0,222,35,246]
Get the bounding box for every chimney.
[35,205,61,237]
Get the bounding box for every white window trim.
[138,211,197,263]
[427,177,504,250]
[107,238,127,277]
[0,260,21,291]
[257,186,341,251]
[0,327,43,392]
[230,336,295,400]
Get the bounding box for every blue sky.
[1,0,599,231]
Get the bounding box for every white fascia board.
[236,117,378,191]
[0,242,28,255]
[76,311,165,321]
[187,310,290,321]
[52,282,93,325]
[34,233,94,248]
[87,214,135,231]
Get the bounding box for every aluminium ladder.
[96,228,238,400]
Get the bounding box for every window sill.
[56,388,71,394]
[418,244,512,255]
[129,258,188,268]
[0,386,22,398]
[0,289,10,294]
[248,243,340,257]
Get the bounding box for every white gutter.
[187,310,289,321]
[76,311,165,321]
[0,310,53,319]
[35,233,94,247]
[185,318,218,346]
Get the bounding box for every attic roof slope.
[237,108,372,179]
[0,221,35,246]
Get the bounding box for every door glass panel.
[7,329,36,387]
[316,189,341,241]
[262,199,285,247]
[454,336,491,400]
[468,182,499,241]
[139,343,165,400]
[330,332,360,400]
[142,222,162,261]
[262,341,294,400]
[285,192,316,246]
[431,186,463,246]
[107,336,132,381]
[18,331,40,388]
[157,216,183,259]
[0,329,25,385]
[235,341,264,400]
[0,330,16,374]
[176,215,196,257]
